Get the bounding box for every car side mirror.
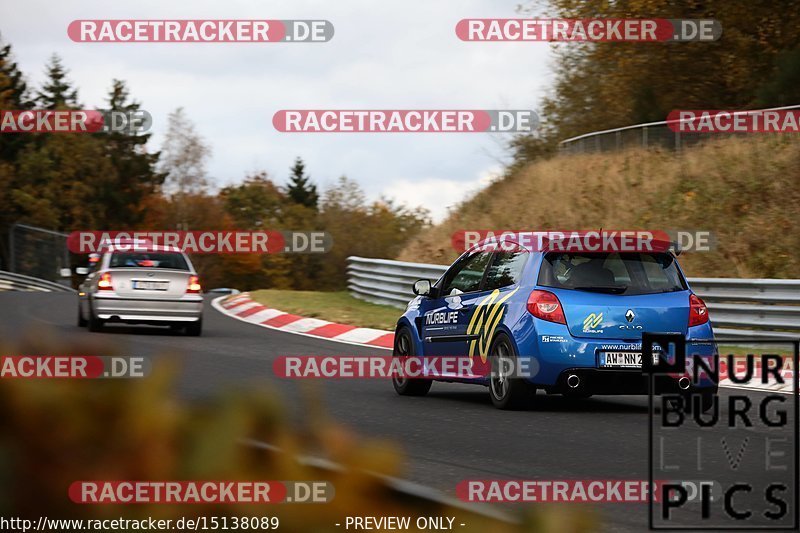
[413,279,432,296]
[75,267,89,275]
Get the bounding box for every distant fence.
[8,223,71,282]
[346,256,800,339]
[558,104,800,155]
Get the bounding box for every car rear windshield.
[109,252,189,271]
[537,252,687,295]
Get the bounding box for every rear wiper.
[574,285,628,294]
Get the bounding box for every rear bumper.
[551,368,718,395]
[92,295,203,322]
[515,316,717,389]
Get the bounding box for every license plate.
[133,280,168,291]
[599,352,659,368]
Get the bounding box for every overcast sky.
[2,0,554,222]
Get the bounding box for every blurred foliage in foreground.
[0,332,598,532]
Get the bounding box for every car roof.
[100,239,182,253]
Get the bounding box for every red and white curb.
[212,293,395,350]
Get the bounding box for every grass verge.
[248,289,401,331]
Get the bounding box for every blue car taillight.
[527,290,566,324]
[689,293,709,326]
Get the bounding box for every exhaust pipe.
[567,374,580,389]
[678,377,691,390]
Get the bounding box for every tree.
[0,38,32,162]
[219,172,306,290]
[756,46,800,107]
[286,157,318,210]
[532,0,800,145]
[318,176,430,288]
[220,171,285,229]
[95,79,165,227]
[160,107,210,197]
[0,39,30,110]
[36,55,79,110]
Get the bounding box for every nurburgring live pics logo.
[645,334,798,529]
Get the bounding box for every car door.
[419,251,494,360]
[466,248,529,362]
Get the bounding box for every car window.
[109,252,189,271]
[538,252,686,295]
[441,252,492,295]
[484,250,528,290]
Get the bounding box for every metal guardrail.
[0,270,75,293]
[347,256,800,339]
[558,104,800,155]
[347,256,447,307]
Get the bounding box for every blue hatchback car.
[391,238,718,409]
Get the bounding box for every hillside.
[397,135,800,278]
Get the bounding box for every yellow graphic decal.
[583,312,603,331]
[467,288,519,363]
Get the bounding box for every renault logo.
[625,309,635,322]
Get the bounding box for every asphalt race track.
[1,292,795,532]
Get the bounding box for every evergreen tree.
[0,38,32,268]
[96,79,165,226]
[756,46,800,107]
[286,157,318,210]
[0,38,33,162]
[37,54,79,110]
[0,39,31,110]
